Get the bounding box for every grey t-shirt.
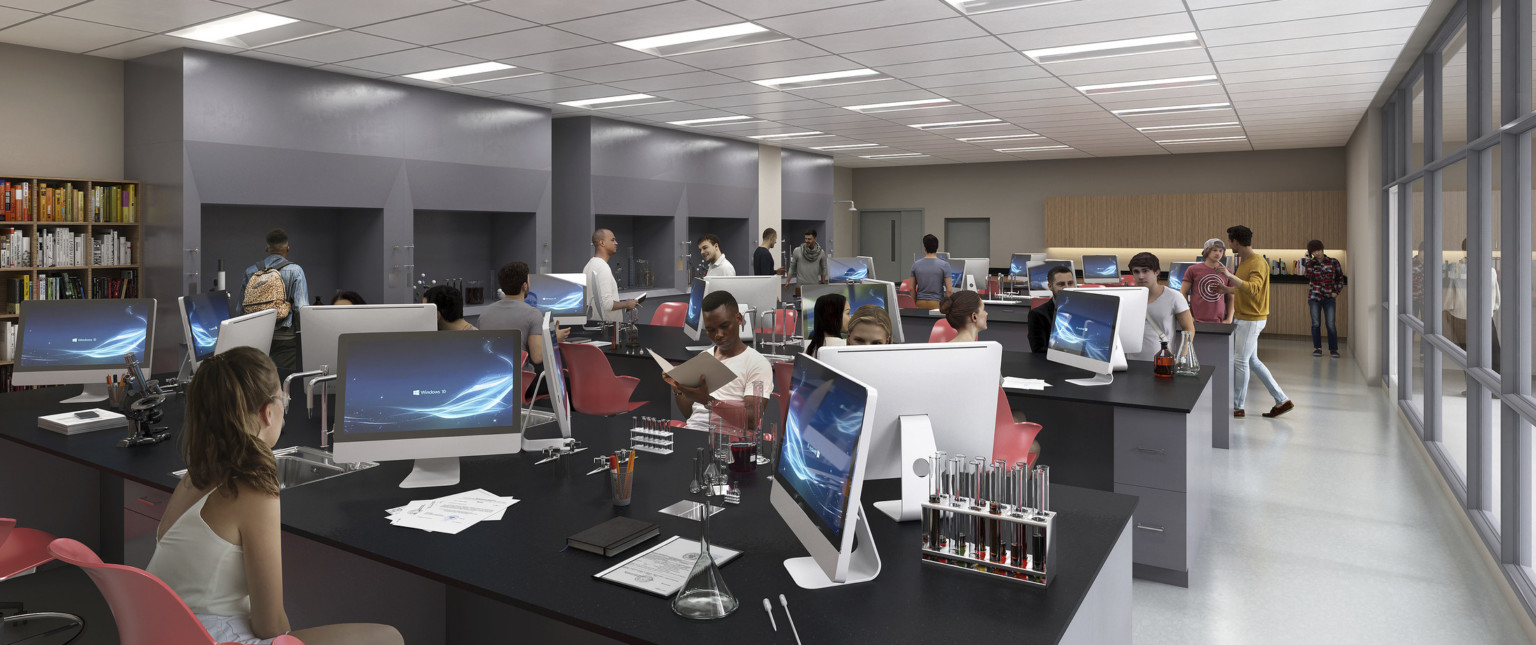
[1130,286,1190,361]
[476,297,544,353]
[911,257,951,301]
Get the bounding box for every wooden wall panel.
[1045,191,1346,250]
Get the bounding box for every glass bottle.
[1174,330,1200,376]
[1153,340,1174,378]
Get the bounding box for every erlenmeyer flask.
[672,496,739,619]
[1174,330,1200,376]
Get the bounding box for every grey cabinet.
[1112,381,1212,587]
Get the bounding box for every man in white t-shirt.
[663,290,773,431]
[1128,252,1194,361]
[585,228,639,323]
[699,234,735,277]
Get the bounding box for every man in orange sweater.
[1219,225,1294,419]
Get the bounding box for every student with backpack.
[242,229,309,371]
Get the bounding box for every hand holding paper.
[648,348,738,394]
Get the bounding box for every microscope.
[118,353,170,448]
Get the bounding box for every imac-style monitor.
[14,298,156,403]
[1027,260,1074,296]
[799,283,849,339]
[213,309,277,357]
[770,353,880,589]
[704,275,780,329]
[178,291,230,367]
[1047,289,1121,386]
[682,278,709,342]
[855,256,877,281]
[1166,262,1197,292]
[521,312,573,452]
[848,280,904,344]
[1009,253,1045,276]
[526,273,586,325]
[828,257,870,283]
[957,258,989,291]
[945,258,965,289]
[1091,287,1149,370]
[300,304,438,373]
[333,330,523,488]
[936,252,949,261]
[1082,255,1120,283]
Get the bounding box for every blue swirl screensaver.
[1166,262,1196,292]
[1085,256,1118,278]
[342,335,521,434]
[1049,291,1117,362]
[1010,255,1029,276]
[185,292,230,361]
[849,283,886,313]
[779,361,868,541]
[525,275,584,315]
[685,279,706,330]
[21,301,151,367]
[1028,261,1071,290]
[828,258,868,282]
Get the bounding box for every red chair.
[899,278,914,293]
[652,302,686,327]
[928,319,958,343]
[47,538,304,645]
[560,342,646,416]
[1030,296,1050,308]
[756,309,799,336]
[518,351,546,406]
[1,517,84,641]
[896,292,916,309]
[993,388,1043,469]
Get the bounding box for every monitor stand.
[400,457,460,488]
[873,414,936,523]
[1066,371,1115,387]
[61,382,109,404]
[784,505,881,589]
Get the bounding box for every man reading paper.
[663,290,773,431]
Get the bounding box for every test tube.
[1031,465,1050,573]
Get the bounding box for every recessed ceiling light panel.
[843,98,953,113]
[404,62,537,85]
[1136,121,1242,133]
[1156,136,1248,144]
[860,153,927,159]
[753,69,892,90]
[559,94,674,109]
[956,133,1040,142]
[616,22,789,57]
[909,118,1003,130]
[996,145,1072,152]
[1076,75,1220,95]
[668,115,754,126]
[811,143,885,150]
[170,11,336,48]
[749,131,824,140]
[1025,33,1203,65]
[944,0,1080,15]
[1112,102,1231,117]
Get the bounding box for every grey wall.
[204,205,384,306]
[850,147,1348,263]
[0,43,123,179]
[781,149,836,255]
[413,210,537,298]
[1346,112,1384,382]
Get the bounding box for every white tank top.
[146,488,251,617]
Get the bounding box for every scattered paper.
[1002,377,1051,391]
[594,536,741,597]
[386,488,518,534]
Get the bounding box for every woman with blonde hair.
[846,304,893,346]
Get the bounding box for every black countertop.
[1001,351,1214,413]
[0,383,1137,645]
[1194,322,1236,335]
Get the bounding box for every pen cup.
[609,467,634,507]
[107,383,127,410]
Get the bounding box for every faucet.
[311,374,339,448]
[284,366,328,419]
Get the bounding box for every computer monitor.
[332,329,523,488]
[1166,261,1197,292]
[1009,253,1045,276]
[770,353,881,589]
[14,298,156,403]
[521,312,574,452]
[954,258,988,291]
[1082,254,1121,284]
[1091,287,1148,371]
[945,258,965,288]
[848,279,905,344]
[936,252,949,261]
[855,256,877,280]
[525,273,587,326]
[682,278,708,343]
[1027,260,1074,296]
[1046,289,1121,386]
[818,342,1000,521]
[704,275,780,330]
[213,309,276,357]
[178,291,230,368]
[799,283,848,339]
[828,257,869,282]
[299,304,438,373]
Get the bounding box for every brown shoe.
[1261,400,1295,418]
[1233,409,1245,418]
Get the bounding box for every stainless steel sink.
[171,447,377,490]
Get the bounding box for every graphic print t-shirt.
[1181,263,1231,323]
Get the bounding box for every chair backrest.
[652,302,687,327]
[992,387,1043,468]
[0,518,13,549]
[770,309,798,336]
[560,342,620,410]
[47,538,226,645]
[897,293,916,309]
[1029,296,1050,308]
[899,278,913,293]
[928,319,958,343]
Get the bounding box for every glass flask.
[671,495,739,620]
[1174,331,1200,376]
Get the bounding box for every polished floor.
[1133,338,1535,644]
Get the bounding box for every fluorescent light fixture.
[404,62,536,85]
[811,144,885,150]
[908,118,1003,130]
[1075,75,1220,95]
[1136,121,1242,133]
[753,69,891,90]
[170,11,337,48]
[956,133,1040,142]
[844,98,953,113]
[996,145,1072,152]
[695,119,765,127]
[860,153,927,159]
[558,94,674,109]
[944,0,1079,14]
[1024,33,1203,65]
[1112,102,1231,117]
[749,131,824,140]
[1156,136,1248,144]
[616,22,788,57]
[668,115,754,126]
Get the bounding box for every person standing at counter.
[1221,225,1294,419]
[942,290,988,342]
[1127,252,1195,361]
[785,229,829,291]
[753,228,785,277]
[1181,238,1234,324]
[1301,239,1344,358]
[586,228,640,323]
[1028,265,1076,353]
[149,348,404,645]
[910,234,953,309]
[699,233,735,277]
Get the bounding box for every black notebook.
[568,516,661,557]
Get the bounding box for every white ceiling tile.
[0,15,147,53]
[60,0,243,34]
[514,84,630,103]
[559,58,697,83]
[692,92,817,108]
[436,26,599,59]
[88,34,239,59]
[1088,88,1230,108]
[1214,46,1403,73]
[339,47,480,75]
[1041,48,1213,77]
[266,0,461,29]
[0,0,77,11]
[1058,62,1217,86]
[596,99,710,116]
[496,44,651,73]
[1227,83,1380,100]
[1224,73,1385,91]
[1208,28,1415,61]
[476,0,674,25]
[314,63,392,79]
[1232,92,1376,108]
[872,52,1030,78]
[970,0,1185,35]
[354,6,535,46]
[654,82,776,100]
[666,39,830,69]
[204,0,284,6]
[0,6,38,30]
[1200,8,1428,47]
[260,30,414,64]
[237,48,324,67]
[696,0,873,20]
[803,17,989,54]
[1193,0,1430,30]
[468,73,591,94]
[908,63,1050,89]
[758,0,957,40]
[1222,61,1394,84]
[842,36,1012,67]
[786,79,919,100]
[927,77,1068,97]
[713,55,864,82]
[613,71,742,92]
[995,13,1196,51]
[553,1,741,42]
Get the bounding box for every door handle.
[1135,523,1165,533]
[1135,447,1165,455]
[890,220,896,261]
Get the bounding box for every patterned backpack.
[242,261,292,321]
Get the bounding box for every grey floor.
[1133,338,1536,644]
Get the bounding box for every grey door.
[945,218,991,262]
[860,209,924,283]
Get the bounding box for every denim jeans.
[1309,297,1338,351]
[1234,319,1287,410]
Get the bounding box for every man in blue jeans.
[1301,239,1344,358]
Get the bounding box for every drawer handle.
[136,497,161,507]
[1136,523,1166,533]
[1135,447,1165,455]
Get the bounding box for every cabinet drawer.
[1116,483,1188,572]
[1114,423,1188,492]
[124,480,171,521]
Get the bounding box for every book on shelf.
[0,320,13,361]
[92,269,134,299]
[92,230,131,266]
[3,180,30,222]
[1,228,31,268]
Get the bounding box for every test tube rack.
[918,455,1056,588]
[629,417,675,455]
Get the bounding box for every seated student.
[846,304,892,346]
[148,348,402,645]
[479,261,569,364]
[329,291,366,306]
[1127,251,1195,361]
[941,290,987,343]
[910,234,953,309]
[664,291,773,431]
[806,293,850,357]
[1028,265,1076,352]
[422,285,476,331]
